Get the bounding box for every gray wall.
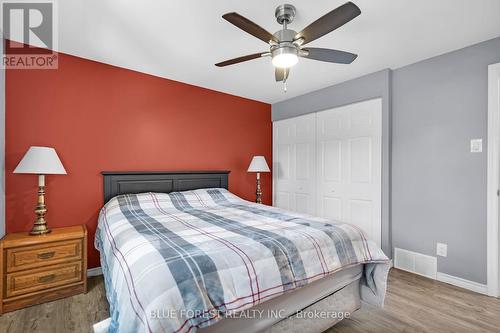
[273,69,392,257]
[0,38,4,238]
[392,37,500,284]
[273,36,500,284]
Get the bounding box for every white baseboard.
[436,272,488,295]
[88,267,103,277]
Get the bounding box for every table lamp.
[247,156,270,204]
[13,146,67,235]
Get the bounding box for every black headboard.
[102,171,230,204]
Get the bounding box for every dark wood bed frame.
[102,171,230,203]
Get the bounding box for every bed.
[94,171,390,333]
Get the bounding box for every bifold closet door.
[273,113,316,215]
[316,99,382,246]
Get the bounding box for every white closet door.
[316,99,382,246]
[273,113,316,215]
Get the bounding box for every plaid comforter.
[95,188,390,333]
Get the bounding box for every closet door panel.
[273,98,381,247]
[316,99,382,246]
[274,120,293,210]
[273,114,316,215]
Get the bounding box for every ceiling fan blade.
[295,2,361,45]
[223,12,279,44]
[215,52,266,67]
[301,48,357,64]
[275,67,290,82]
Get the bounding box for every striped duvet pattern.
[95,188,389,333]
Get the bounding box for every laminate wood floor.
[1,268,499,333]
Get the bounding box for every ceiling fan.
[215,2,361,90]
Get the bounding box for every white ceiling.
[31,1,500,103]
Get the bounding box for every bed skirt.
[94,269,362,333]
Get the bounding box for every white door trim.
[487,63,500,297]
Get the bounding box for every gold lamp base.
[255,172,263,204]
[30,183,51,236]
[30,223,51,235]
[30,228,51,235]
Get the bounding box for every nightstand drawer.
[5,261,83,298]
[6,239,82,273]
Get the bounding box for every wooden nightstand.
[0,225,87,314]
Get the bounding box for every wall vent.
[394,248,437,279]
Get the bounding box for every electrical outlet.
[470,139,482,153]
[436,243,447,257]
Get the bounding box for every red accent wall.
[5,51,272,268]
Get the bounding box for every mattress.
[200,264,363,333]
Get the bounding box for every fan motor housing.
[273,29,297,43]
[271,43,298,59]
[275,4,296,24]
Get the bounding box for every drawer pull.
[37,251,56,259]
[38,274,56,283]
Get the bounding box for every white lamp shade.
[247,156,270,173]
[14,146,67,175]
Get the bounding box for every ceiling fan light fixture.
[272,53,298,68]
[271,45,298,68]
[216,2,361,85]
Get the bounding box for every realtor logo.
[1,0,58,69]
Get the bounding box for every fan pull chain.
[282,15,288,94]
[283,68,288,92]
